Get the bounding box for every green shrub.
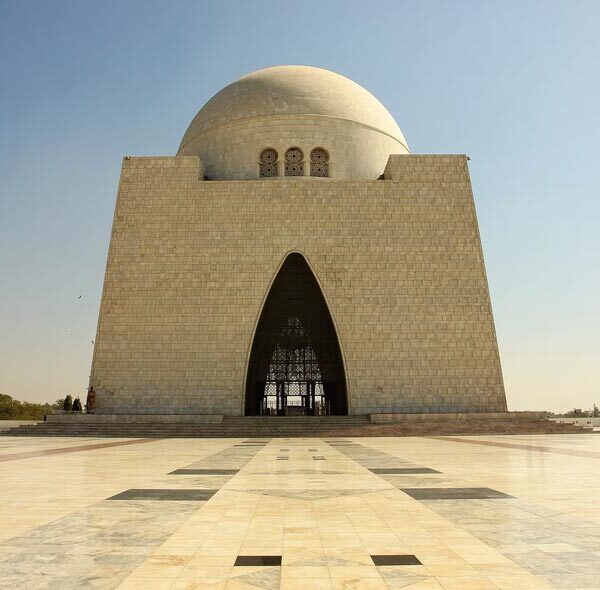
[63,395,73,412]
[72,398,82,412]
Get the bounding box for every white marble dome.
[178,65,409,180]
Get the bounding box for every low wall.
[370,411,547,423]
[549,417,600,429]
[46,414,224,424]
[0,420,41,430]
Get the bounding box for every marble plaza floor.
[1,434,600,589]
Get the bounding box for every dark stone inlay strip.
[371,468,440,474]
[234,555,282,566]
[428,436,600,460]
[108,489,217,501]
[402,487,513,500]
[0,437,160,463]
[372,554,422,566]
[169,469,239,475]
[313,456,325,460]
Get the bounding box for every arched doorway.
[245,253,347,416]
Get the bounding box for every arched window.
[259,148,278,177]
[310,148,329,177]
[284,148,304,176]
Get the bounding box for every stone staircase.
[0,415,586,438]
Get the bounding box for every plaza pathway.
[1,434,600,589]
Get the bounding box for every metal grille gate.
[262,318,329,416]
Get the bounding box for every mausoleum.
[89,65,507,418]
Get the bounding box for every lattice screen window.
[310,148,329,177]
[284,148,304,176]
[259,148,279,177]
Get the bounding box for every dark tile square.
[108,488,217,501]
[371,554,422,566]
[169,469,239,475]
[370,468,440,474]
[401,487,513,500]
[234,555,282,566]
[312,456,325,460]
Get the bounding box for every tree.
[63,395,73,412]
[72,398,82,412]
[0,394,18,419]
[593,404,600,418]
[0,393,55,420]
[563,408,591,418]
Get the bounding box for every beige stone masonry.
[90,154,506,416]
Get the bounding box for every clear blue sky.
[1,0,598,412]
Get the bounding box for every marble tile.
[170,469,240,475]
[401,487,513,500]
[234,556,282,566]
[371,554,422,565]
[370,468,440,474]
[108,489,217,501]
[378,566,434,589]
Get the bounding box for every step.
[1,418,586,437]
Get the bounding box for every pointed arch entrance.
[245,253,348,416]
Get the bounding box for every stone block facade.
[90,154,507,415]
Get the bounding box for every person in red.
[86,387,96,414]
